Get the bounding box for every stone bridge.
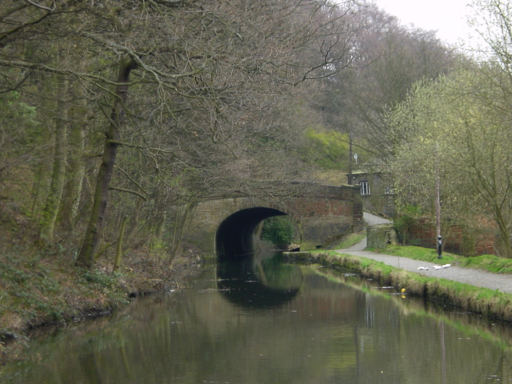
[180,181,363,260]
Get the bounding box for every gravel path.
[338,213,512,293]
[363,212,392,226]
[338,240,512,294]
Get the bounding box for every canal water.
[2,255,512,383]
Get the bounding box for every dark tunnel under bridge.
[179,183,363,260]
[215,207,287,261]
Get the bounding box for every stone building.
[348,170,395,218]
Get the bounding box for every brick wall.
[405,217,497,256]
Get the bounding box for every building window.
[360,180,370,196]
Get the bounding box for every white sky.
[367,0,486,52]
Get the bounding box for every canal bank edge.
[0,249,205,367]
[283,251,512,323]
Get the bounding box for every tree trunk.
[30,159,49,219]
[39,76,68,244]
[151,211,167,251]
[76,57,137,268]
[169,202,196,261]
[113,216,127,272]
[494,204,512,257]
[60,106,86,230]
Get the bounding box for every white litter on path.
[419,264,451,270]
[337,248,512,293]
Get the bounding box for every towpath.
[337,213,512,294]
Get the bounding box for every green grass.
[370,244,512,274]
[301,231,365,251]
[370,245,459,263]
[458,254,512,274]
[331,231,366,249]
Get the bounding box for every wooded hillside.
[0,0,460,268]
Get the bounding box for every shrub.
[261,216,295,247]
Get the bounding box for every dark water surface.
[2,256,512,384]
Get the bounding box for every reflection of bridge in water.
[181,181,363,259]
[217,255,303,309]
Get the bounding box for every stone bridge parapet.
[178,182,362,259]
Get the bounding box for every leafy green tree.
[261,216,295,247]
[387,79,458,241]
[388,69,512,256]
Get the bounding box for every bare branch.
[0,58,137,86]
[25,0,56,12]
[109,186,147,201]
[115,165,149,196]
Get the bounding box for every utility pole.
[348,129,353,184]
[435,142,442,259]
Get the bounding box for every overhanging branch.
[109,186,147,201]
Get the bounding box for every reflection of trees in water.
[216,254,302,309]
[7,262,512,384]
[255,255,304,289]
[364,293,375,329]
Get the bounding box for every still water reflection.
[2,255,512,384]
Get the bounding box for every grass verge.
[301,230,366,251]
[283,250,512,323]
[329,231,366,249]
[370,244,512,274]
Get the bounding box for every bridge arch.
[216,206,294,261]
[180,183,363,258]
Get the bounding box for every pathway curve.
[363,212,392,226]
[337,212,512,294]
[338,240,512,294]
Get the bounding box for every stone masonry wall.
[181,184,363,256]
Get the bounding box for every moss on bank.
[0,200,204,365]
[0,245,202,365]
[283,251,512,322]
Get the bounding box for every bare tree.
[0,0,363,267]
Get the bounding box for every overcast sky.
[366,0,486,52]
